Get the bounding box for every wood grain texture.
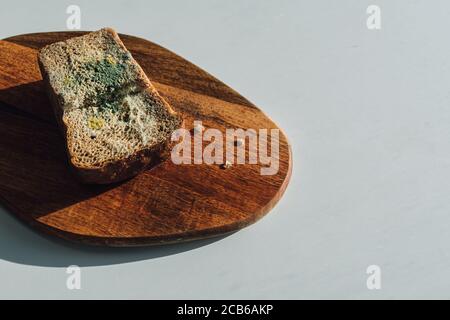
[0,32,292,246]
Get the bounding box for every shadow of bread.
[0,82,118,218]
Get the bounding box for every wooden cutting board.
[0,32,292,246]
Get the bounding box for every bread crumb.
[220,161,232,169]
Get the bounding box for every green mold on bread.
[38,28,183,184]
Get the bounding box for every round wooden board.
[0,32,292,246]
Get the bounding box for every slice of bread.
[38,28,182,184]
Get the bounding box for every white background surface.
[0,0,449,299]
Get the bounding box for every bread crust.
[38,29,183,184]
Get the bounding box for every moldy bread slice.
[38,28,183,184]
